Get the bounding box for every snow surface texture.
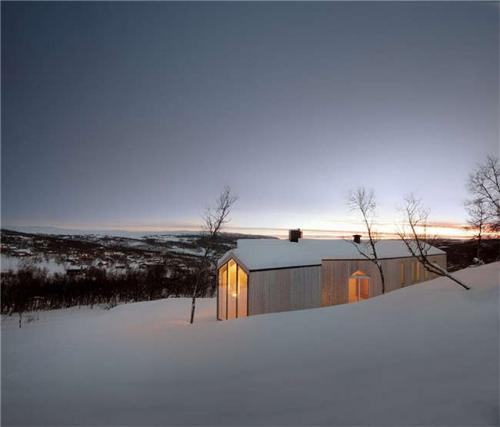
[221,238,445,270]
[2,263,499,426]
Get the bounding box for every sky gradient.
[2,2,498,237]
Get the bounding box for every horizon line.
[0,221,486,240]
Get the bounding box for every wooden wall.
[248,266,321,315]
[244,254,447,316]
[321,254,447,307]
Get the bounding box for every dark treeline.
[1,264,215,317]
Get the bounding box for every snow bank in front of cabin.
[2,263,499,426]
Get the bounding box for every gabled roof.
[218,239,445,271]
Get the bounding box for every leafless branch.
[397,194,470,290]
[467,156,500,232]
[190,186,238,323]
[465,197,490,260]
[348,187,385,293]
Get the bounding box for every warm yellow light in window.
[351,270,366,277]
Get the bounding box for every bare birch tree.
[190,186,237,324]
[397,194,470,290]
[465,197,489,261]
[348,187,385,294]
[467,155,500,232]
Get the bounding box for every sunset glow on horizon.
[6,218,485,240]
[2,3,498,240]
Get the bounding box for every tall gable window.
[217,259,248,320]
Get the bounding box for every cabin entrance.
[348,271,371,303]
[217,259,248,320]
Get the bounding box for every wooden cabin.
[217,232,446,320]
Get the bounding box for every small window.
[348,271,371,303]
[400,262,406,286]
[412,262,420,282]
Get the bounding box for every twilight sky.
[2,2,498,236]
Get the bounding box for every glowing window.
[237,267,248,317]
[218,264,227,320]
[217,259,248,320]
[227,260,237,320]
[348,271,371,303]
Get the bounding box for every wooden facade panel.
[237,253,448,318]
[321,260,380,306]
[321,254,448,307]
[383,258,401,293]
[248,266,321,315]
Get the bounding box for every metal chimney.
[289,229,302,243]
[353,234,361,244]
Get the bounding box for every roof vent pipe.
[353,234,361,244]
[289,229,302,243]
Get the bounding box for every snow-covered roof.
[218,239,445,271]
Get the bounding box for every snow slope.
[2,263,499,426]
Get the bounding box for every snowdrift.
[2,262,499,426]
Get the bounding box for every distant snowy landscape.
[2,262,498,425]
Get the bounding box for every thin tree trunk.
[189,284,197,324]
[377,263,385,294]
[190,186,237,324]
[426,261,471,290]
[400,234,471,291]
[190,266,203,324]
[444,272,471,290]
[351,239,386,294]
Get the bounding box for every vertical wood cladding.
[233,254,447,317]
[248,266,321,315]
[320,254,447,306]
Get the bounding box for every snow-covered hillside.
[2,263,499,426]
